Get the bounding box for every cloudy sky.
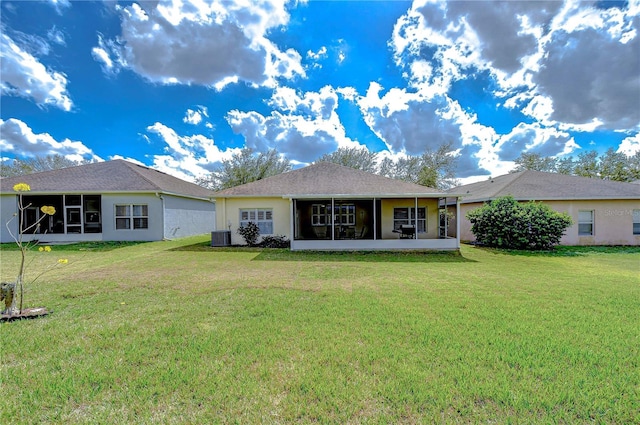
[1,0,638,183]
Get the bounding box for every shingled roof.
[450,170,640,202]
[214,162,444,198]
[0,159,216,199]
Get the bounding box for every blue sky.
[1,0,638,183]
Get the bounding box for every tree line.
[511,149,640,182]
[196,142,459,191]
[3,146,639,191]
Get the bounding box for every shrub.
[259,235,290,248]
[237,222,260,246]
[466,196,573,250]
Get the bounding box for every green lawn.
[1,236,638,424]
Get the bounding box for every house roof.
[449,170,640,203]
[214,162,445,198]
[0,159,216,199]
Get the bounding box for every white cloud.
[0,33,72,111]
[617,133,640,156]
[391,0,639,132]
[95,0,305,89]
[145,122,240,181]
[227,85,361,163]
[494,123,578,161]
[0,118,98,162]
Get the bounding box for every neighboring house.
[448,170,640,246]
[0,160,217,243]
[214,162,461,251]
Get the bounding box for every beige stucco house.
[214,162,462,251]
[449,171,640,246]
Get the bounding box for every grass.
[1,236,638,424]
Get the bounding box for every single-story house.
[0,160,217,243]
[448,170,640,246]
[214,162,462,251]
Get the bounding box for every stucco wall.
[216,197,291,245]
[379,198,440,239]
[163,195,216,239]
[101,194,164,241]
[460,199,640,246]
[0,194,18,243]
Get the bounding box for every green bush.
[237,222,260,246]
[466,196,573,250]
[259,235,290,248]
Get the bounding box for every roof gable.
[214,162,443,197]
[0,160,216,199]
[450,170,640,202]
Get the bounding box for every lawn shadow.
[469,244,640,257]
[169,242,476,263]
[253,249,476,263]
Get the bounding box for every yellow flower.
[13,183,31,192]
[44,246,52,252]
[40,205,56,215]
[58,259,68,264]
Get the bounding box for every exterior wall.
[379,198,440,239]
[101,194,164,241]
[460,199,640,246]
[162,195,216,239]
[1,194,19,243]
[216,197,291,245]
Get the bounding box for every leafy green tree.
[511,153,557,173]
[466,196,573,250]
[378,141,459,189]
[0,155,88,177]
[556,156,575,175]
[196,148,291,190]
[599,148,635,182]
[316,146,379,173]
[573,151,600,178]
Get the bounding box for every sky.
[1,0,639,184]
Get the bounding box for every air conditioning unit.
[211,230,231,247]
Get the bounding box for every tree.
[556,156,575,175]
[196,148,291,190]
[316,146,379,173]
[510,153,557,173]
[466,196,573,250]
[573,150,600,178]
[0,155,89,177]
[599,148,635,182]
[378,141,459,189]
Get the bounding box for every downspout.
[155,192,168,240]
[456,196,461,248]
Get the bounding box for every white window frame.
[334,204,356,226]
[633,209,640,235]
[311,204,330,226]
[578,210,594,236]
[394,207,427,233]
[240,208,273,235]
[115,204,148,230]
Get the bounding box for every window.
[633,209,640,235]
[334,204,355,225]
[311,204,330,226]
[578,210,594,236]
[394,207,426,233]
[240,209,273,235]
[116,204,148,230]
